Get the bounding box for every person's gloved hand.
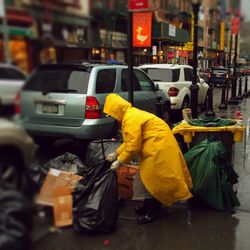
[110,160,121,171]
[106,152,117,162]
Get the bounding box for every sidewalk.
[32,91,250,250]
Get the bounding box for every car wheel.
[33,136,55,147]
[0,151,22,189]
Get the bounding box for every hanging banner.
[231,17,240,35]
[220,21,225,50]
[133,12,152,47]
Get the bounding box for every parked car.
[208,66,229,86]
[16,62,171,147]
[0,63,26,114]
[138,64,209,119]
[0,118,35,189]
[198,68,211,82]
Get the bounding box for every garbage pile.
[31,140,122,234]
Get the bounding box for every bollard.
[237,77,243,100]
[219,83,227,109]
[243,76,249,98]
[205,82,215,117]
[228,74,239,104]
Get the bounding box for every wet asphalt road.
[25,76,250,250]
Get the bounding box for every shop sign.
[183,42,193,51]
[128,0,148,11]
[152,45,157,55]
[169,24,176,37]
[133,12,152,47]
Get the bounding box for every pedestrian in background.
[104,94,193,224]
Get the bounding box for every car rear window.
[142,68,180,82]
[23,68,90,94]
[212,68,227,74]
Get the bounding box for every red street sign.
[231,17,240,35]
[128,0,148,11]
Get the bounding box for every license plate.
[216,74,221,77]
[42,104,58,114]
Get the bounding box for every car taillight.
[85,96,101,119]
[226,73,229,79]
[15,92,21,114]
[168,87,179,97]
[208,72,211,78]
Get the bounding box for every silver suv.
[16,62,171,147]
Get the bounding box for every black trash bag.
[73,140,121,234]
[0,188,33,250]
[44,152,86,176]
[73,165,119,234]
[21,161,50,197]
[85,139,121,171]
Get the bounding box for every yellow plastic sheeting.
[172,122,245,143]
[104,94,193,206]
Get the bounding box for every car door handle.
[145,97,150,102]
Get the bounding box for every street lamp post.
[190,0,201,119]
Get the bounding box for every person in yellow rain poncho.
[104,94,193,224]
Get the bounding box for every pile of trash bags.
[25,140,121,234]
[184,138,240,210]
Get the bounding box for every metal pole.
[228,34,239,104]
[127,11,134,105]
[2,1,10,63]
[190,2,200,119]
[225,34,232,104]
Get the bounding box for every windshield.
[142,68,180,82]
[23,68,90,94]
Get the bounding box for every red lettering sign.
[129,0,148,11]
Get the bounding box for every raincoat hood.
[104,94,132,122]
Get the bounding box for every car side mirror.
[154,83,159,91]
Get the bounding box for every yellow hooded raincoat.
[104,94,193,206]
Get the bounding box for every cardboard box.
[117,164,138,199]
[52,186,73,227]
[36,168,83,206]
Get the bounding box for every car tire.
[0,150,22,189]
[33,136,56,148]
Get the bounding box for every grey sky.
[241,0,250,20]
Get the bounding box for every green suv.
[16,62,170,147]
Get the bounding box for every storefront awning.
[6,9,33,25]
[0,25,33,37]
